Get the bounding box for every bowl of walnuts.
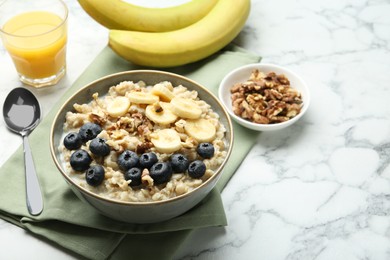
[50,70,233,223]
[218,63,310,131]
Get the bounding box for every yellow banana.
[108,0,250,67]
[77,0,218,32]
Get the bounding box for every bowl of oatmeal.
[219,63,310,131]
[50,70,233,223]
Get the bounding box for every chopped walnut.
[230,69,303,124]
[174,119,186,133]
[89,112,107,125]
[141,169,154,187]
[181,136,197,149]
[136,141,153,154]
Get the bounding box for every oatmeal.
[60,80,227,202]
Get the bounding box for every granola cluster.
[230,69,303,124]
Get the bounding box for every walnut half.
[230,69,303,124]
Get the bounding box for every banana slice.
[151,83,174,102]
[151,128,182,153]
[170,97,202,119]
[145,102,178,125]
[184,118,216,143]
[128,91,159,104]
[106,96,131,117]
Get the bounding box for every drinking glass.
[0,0,68,88]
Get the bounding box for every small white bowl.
[218,63,310,131]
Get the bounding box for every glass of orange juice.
[0,0,68,88]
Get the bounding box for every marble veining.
[1,0,390,259]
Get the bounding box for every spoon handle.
[23,135,43,215]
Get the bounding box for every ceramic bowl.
[50,70,233,223]
[218,63,310,131]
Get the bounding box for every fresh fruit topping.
[106,96,130,117]
[188,160,206,179]
[117,150,139,171]
[89,138,110,157]
[79,122,102,143]
[184,118,216,143]
[149,162,172,185]
[150,128,182,153]
[70,149,92,172]
[127,91,159,104]
[139,152,158,169]
[63,132,82,150]
[124,167,142,187]
[145,102,178,125]
[85,165,105,186]
[151,83,174,101]
[170,97,202,119]
[196,142,215,159]
[170,153,189,173]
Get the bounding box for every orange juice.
[2,11,67,80]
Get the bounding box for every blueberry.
[124,167,142,187]
[89,138,110,157]
[188,160,206,179]
[149,162,172,185]
[70,149,92,172]
[170,153,189,173]
[139,152,158,169]
[63,132,82,150]
[117,150,139,171]
[196,143,215,159]
[79,122,102,143]
[85,165,105,186]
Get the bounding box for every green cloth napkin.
[0,45,261,259]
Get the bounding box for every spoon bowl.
[3,87,43,215]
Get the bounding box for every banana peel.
[78,0,218,32]
[108,0,251,67]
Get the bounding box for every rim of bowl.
[219,63,310,130]
[50,70,234,206]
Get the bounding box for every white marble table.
[1,0,390,259]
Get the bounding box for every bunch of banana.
[78,0,218,32]
[106,86,217,153]
[78,0,250,68]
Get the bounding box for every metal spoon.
[3,87,43,215]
